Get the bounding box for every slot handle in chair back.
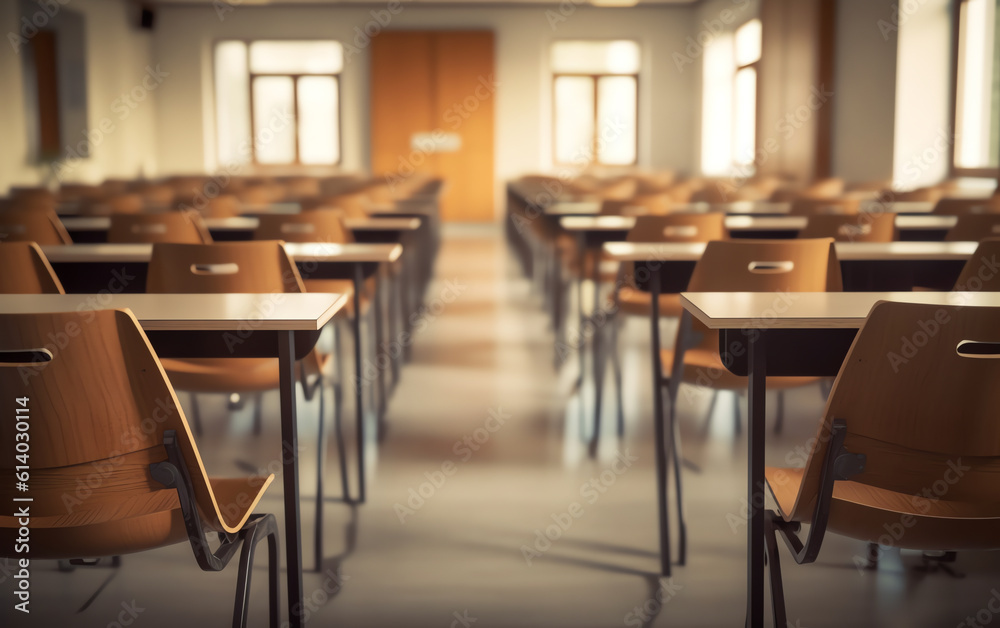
[191,263,240,276]
[748,260,795,274]
[0,348,53,365]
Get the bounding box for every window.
[953,0,1000,175]
[700,19,762,176]
[551,40,639,166]
[215,40,343,167]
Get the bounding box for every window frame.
[949,0,1000,178]
[732,19,761,172]
[550,40,641,167]
[213,38,344,169]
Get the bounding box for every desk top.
[602,240,978,262]
[547,200,935,217]
[559,215,956,233]
[681,291,1000,330]
[59,216,420,232]
[0,293,348,331]
[41,242,403,264]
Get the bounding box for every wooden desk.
[0,293,347,628]
[41,242,402,505]
[679,291,1000,628]
[547,200,935,218]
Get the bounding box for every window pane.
[249,41,344,74]
[252,77,296,164]
[597,76,637,165]
[735,19,762,66]
[955,0,999,168]
[701,34,735,175]
[554,76,595,163]
[297,76,339,165]
[733,67,757,168]
[215,41,251,167]
[551,40,640,74]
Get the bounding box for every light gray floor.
[6,224,1000,627]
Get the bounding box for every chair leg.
[764,511,789,628]
[252,392,263,436]
[315,379,326,572]
[610,315,625,437]
[231,514,280,628]
[733,392,741,436]
[333,321,351,502]
[667,395,687,566]
[865,542,879,570]
[773,390,785,435]
[189,392,203,437]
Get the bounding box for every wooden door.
[370,31,495,222]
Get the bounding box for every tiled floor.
[6,224,1000,627]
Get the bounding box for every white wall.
[893,0,952,190]
[151,4,698,216]
[831,0,899,184]
[0,0,158,194]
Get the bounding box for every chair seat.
[765,467,1000,551]
[660,348,819,390]
[162,350,331,393]
[617,287,685,317]
[0,449,272,558]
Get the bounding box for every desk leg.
[374,270,387,439]
[353,264,367,504]
[553,243,564,369]
[278,331,304,628]
[588,241,604,458]
[746,333,766,628]
[649,266,671,577]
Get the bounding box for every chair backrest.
[952,238,1000,291]
[132,183,176,209]
[789,198,861,216]
[252,209,354,244]
[108,212,212,244]
[599,193,672,216]
[81,193,144,216]
[0,309,254,544]
[147,241,305,294]
[933,196,1000,215]
[785,301,1000,521]
[688,238,843,293]
[0,208,72,245]
[945,214,1000,242]
[892,186,943,203]
[0,242,64,293]
[186,194,242,218]
[798,213,896,242]
[798,177,845,199]
[302,194,370,218]
[626,214,727,243]
[594,177,637,201]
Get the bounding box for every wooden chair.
[147,242,341,569]
[659,238,842,565]
[185,194,242,218]
[951,238,1000,291]
[598,193,673,216]
[605,214,729,435]
[933,196,1000,215]
[798,213,896,242]
[58,183,104,203]
[798,177,845,199]
[789,197,861,215]
[109,211,213,244]
[302,193,370,218]
[945,214,1000,242]
[763,301,1000,627]
[81,193,144,216]
[0,309,279,628]
[132,183,176,209]
[0,242,64,293]
[891,186,943,203]
[0,208,72,245]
